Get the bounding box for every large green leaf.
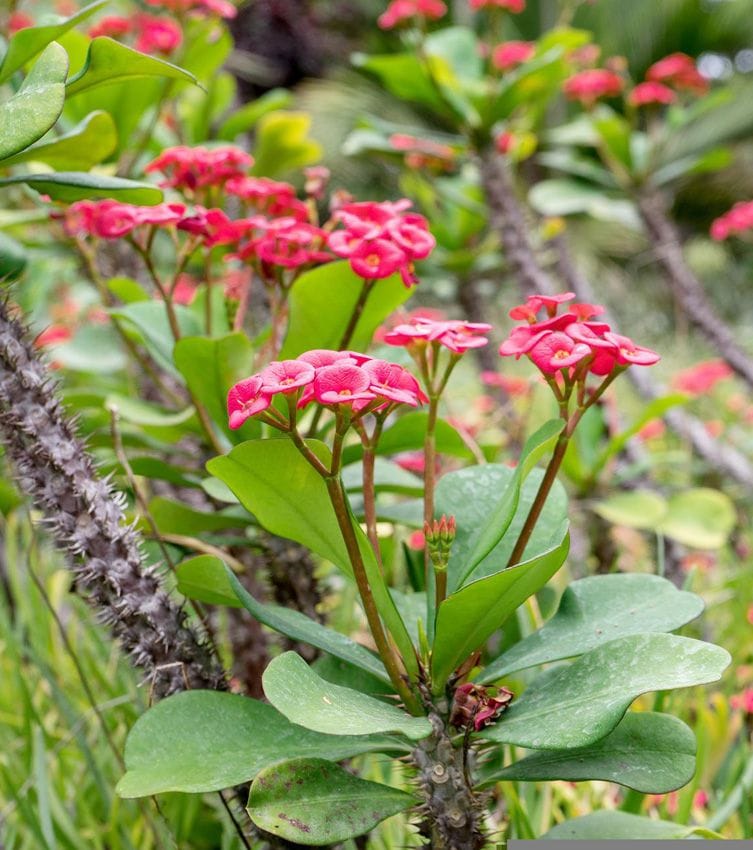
[110,302,201,373]
[0,1,106,84]
[542,811,719,840]
[175,555,242,607]
[592,489,668,531]
[263,652,431,740]
[482,574,704,681]
[431,536,569,693]
[0,172,162,204]
[250,112,322,178]
[66,38,198,97]
[147,497,249,535]
[480,711,696,793]
[352,52,448,115]
[435,420,566,591]
[0,111,116,170]
[248,758,414,845]
[480,634,730,750]
[116,690,404,798]
[0,42,68,162]
[280,260,411,359]
[173,333,257,443]
[207,439,416,672]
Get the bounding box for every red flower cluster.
[232,218,330,271]
[329,200,435,287]
[227,350,426,430]
[63,201,186,239]
[226,176,309,221]
[646,52,708,95]
[89,14,182,54]
[377,0,447,29]
[628,80,676,107]
[384,317,491,353]
[491,40,535,71]
[671,359,732,395]
[469,0,525,11]
[710,200,753,240]
[146,145,253,193]
[143,0,237,19]
[500,293,660,375]
[563,69,624,106]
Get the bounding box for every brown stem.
[362,432,384,570]
[338,277,376,351]
[423,395,439,590]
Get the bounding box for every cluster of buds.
[499,292,659,379]
[710,200,753,241]
[450,683,514,732]
[328,200,436,288]
[424,514,456,572]
[227,349,427,431]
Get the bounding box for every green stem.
[423,395,439,590]
[361,420,385,569]
[338,277,376,351]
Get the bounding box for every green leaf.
[250,112,322,178]
[175,555,242,607]
[110,301,201,373]
[528,179,640,228]
[480,634,730,750]
[0,172,162,204]
[594,111,633,171]
[263,652,431,739]
[431,536,569,693]
[116,690,404,798]
[106,394,195,428]
[218,88,293,141]
[658,488,736,549]
[248,758,414,845]
[66,38,198,97]
[107,276,150,304]
[0,42,68,162]
[280,260,411,358]
[593,490,668,530]
[480,711,696,793]
[0,110,116,170]
[173,333,256,443]
[0,231,28,281]
[0,1,106,84]
[541,811,720,840]
[482,574,704,681]
[50,323,126,372]
[148,497,249,536]
[352,52,448,115]
[225,566,389,682]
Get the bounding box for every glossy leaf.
[263,652,432,740]
[173,333,257,443]
[175,555,242,607]
[66,38,198,97]
[250,112,322,178]
[116,690,404,798]
[482,574,704,681]
[542,811,719,840]
[0,0,105,84]
[225,566,389,682]
[147,497,249,536]
[480,711,696,793]
[0,172,162,205]
[431,536,569,693]
[480,634,730,750]
[248,758,414,845]
[0,42,68,163]
[280,260,411,358]
[0,111,116,170]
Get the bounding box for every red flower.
[469,0,525,11]
[529,332,592,374]
[349,238,406,279]
[730,688,753,714]
[646,52,708,95]
[227,377,271,429]
[491,41,535,71]
[260,360,316,394]
[563,69,624,105]
[35,325,73,348]
[134,14,182,54]
[144,0,236,18]
[363,359,427,406]
[63,200,185,239]
[8,11,34,32]
[710,200,753,241]
[89,16,132,38]
[313,363,376,406]
[671,359,732,395]
[171,274,198,305]
[248,221,330,270]
[628,81,677,107]
[378,0,447,29]
[146,145,253,193]
[298,349,355,369]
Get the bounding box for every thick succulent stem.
[0,299,226,698]
[412,709,485,850]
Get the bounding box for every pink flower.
[350,238,406,279]
[563,69,624,105]
[385,318,491,353]
[35,325,73,348]
[298,349,355,369]
[225,176,309,221]
[363,359,426,406]
[407,529,426,550]
[89,16,132,38]
[672,360,733,395]
[246,221,331,270]
[747,605,753,626]
[495,132,515,155]
[144,0,236,18]
[710,200,753,241]
[227,377,271,429]
[647,53,708,95]
[304,166,331,200]
[730,688,753,714]
[177,206,245,246]
[603,332,660,366]
[63,200,185,239]
[9,11,34,32]
[378,0,447,29]
[260,360,316,394]
[171,274,198,305]
[491,41,535,71]
[469,0,525,11]
[637,419,666,442]
[529,332,592,373]
[134,14,182,54]
[628,81,677,107]
[693,790,709,809]
[146,145,253,193]
[481,371,531,397]
[313,363,376,406]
